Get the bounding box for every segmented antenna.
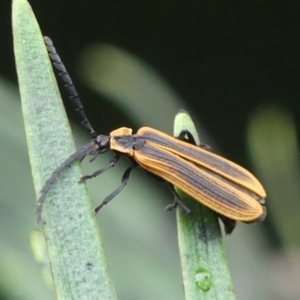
[44,36,97,138]
[36,141,96,223]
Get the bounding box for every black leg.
[165,185,191,214]
[79,153,121,182]
[94,164,136,213]
[199,144,211,150]
[87,148,109,163]
[177,129,210,149]
[217,214,237,235]
[177,129,197,144]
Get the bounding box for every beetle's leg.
[165,185,191,214]
[94,163,136,213]
[79,153,121,182]
[217,214,237,235]
[177,129,210,149]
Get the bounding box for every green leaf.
[248,104,300,246]
[173,110,235,300]
[12,0,116,299]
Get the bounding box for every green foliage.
[174,110,235,300]
[13,0,116,299]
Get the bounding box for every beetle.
[37,37,266,233]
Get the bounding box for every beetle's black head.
[94,135,110,151]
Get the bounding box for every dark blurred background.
[1,1,300,299]
[2,0,300,155]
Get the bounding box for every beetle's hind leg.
[165,184,191,214]
[177,129,210,149]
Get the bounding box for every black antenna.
[44,36,97,138]
[36,141,97,223]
